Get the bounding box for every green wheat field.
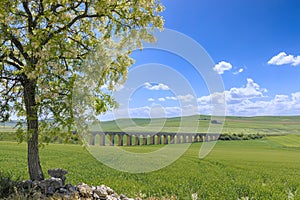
[0,115,300,199]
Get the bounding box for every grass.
[1,115,299,199]
[91,115,300,135]
[1,115,300,138]
[0,135,300,199]
[267,134,300,147]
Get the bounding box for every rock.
[65,183,77,193]
[18,171,137,200]
[77,183,92,198]
[21,180,33,189]
[38,177,63,195]
[106,186,115,195]
[59,187,68,193]
[48,168,68,185]
[93,192,100,199]
[107,195,118,200]
[94,185,108,197]
[32,180,40,188]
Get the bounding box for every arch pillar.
[135,135,140,146]
[200,134,204,142]
[163,134,168,144]
[182,134,186,143]
[126,135,132,146]
[176,135,181,144]
[100,133,105,146]
[142,135,147,145]
[193,135,198,143]
[170,135,175,144]
[118,134,123,146]
[150,135,155,145]
[89,133,95,145]
[109,134,114,146]
[188,134,193,143]
[157,135,161,144]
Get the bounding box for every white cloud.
[177,94,195,102]
[273,95,289,103]
[228,78,267,101]
[100,80,300,120]
[197,79,269,115]
[196,78,300,116]
[294,56,300,66]
[213,61,233,74]
[166,96,177,101]
[197,79,266,104]
[164,106,182,115]
[292,92,300,102]
[165,94,195,102]
[268,52,300,66]
[197,92,300,116]
[197,95,211,104]
[233,68,244,75]
[144,82,170,90]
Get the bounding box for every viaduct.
[89,132,220,146]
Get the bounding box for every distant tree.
[0,0,164,181]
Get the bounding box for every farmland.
[0,115,300,199]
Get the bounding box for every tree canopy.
[0,0,164,180]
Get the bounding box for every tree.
[0,0,164,181]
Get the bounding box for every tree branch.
[22,0,34,34]
[9,53,24,68]
[41,8,104,46]
[6,30,30,62]
[2,60,22,70]
[0,75,22,82]
[67,36,90,51]
[33,0,45,27]
[3,80,19,96]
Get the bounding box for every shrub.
[0,172,20,199]
[218,133,264,141]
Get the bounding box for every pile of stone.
[19,169,138,200]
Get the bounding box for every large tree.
[0,0,164,181]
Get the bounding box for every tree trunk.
[23,79,44,181]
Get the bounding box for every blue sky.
[100,0,300,120]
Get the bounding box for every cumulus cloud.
[101,80,300,120]
[165,94,195,102]
[196,78,300,116]
[123,105,183,118]
[228,78,267,101]
[197,79,266,103]
[267,52,300,66]
[158,97,165,102]
[198,92,300,116]
[177,94,195,102]
[144,82,170,90]
[197,79,269,115]
[166,96,177,101]
[292,92,300,102]
[213,61,233,74]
